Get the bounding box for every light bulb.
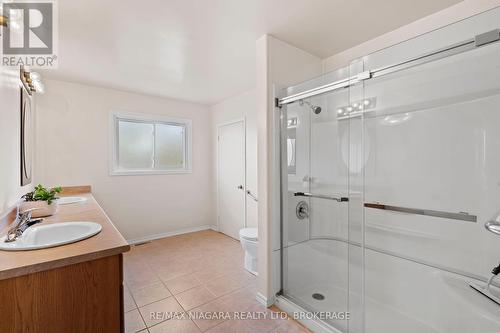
[33,80,45,93]
[9,18,21,31]
[30,72,41,81]
[7,7,21,21]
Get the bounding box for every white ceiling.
[44,0,461,105]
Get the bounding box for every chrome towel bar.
[364,203,477,222]
[294,192,349,202]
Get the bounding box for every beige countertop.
[0,188,130,280]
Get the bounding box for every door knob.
[237,185,244,190]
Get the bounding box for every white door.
[217,121,245,239]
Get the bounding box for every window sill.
[109,169,192,176]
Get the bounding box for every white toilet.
[239,228,258,275]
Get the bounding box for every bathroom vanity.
[0,186,130,333]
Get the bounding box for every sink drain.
[312,293,325,300]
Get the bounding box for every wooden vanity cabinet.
[0,254,124,333]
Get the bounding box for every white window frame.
[109,110,192,176]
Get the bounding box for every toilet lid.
[239,228,258,241]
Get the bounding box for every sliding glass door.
[361,24,500,333]
[279,7,500,333]
[280,69,364,332]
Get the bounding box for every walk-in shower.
[277,7,500,333]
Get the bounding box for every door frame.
[216,118,247,236]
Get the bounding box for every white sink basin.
[57,196,87,205]
[0,222,102,251]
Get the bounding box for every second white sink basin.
[0,222,102,251]
[57,196,87,205]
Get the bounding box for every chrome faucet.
[5,209,42,243]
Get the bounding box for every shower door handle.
[364,203,477,222]
[294,192,349,202]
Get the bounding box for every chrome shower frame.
[278,29,500,107]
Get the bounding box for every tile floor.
[123,230,310,333]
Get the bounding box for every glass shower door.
[280,73,360,332]
[360,23,500,333]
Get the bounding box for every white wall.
[323,0,500,71]
[0,66,34,215]
[256,35,323,303]
[35,79,214,241]
[210,90,258,229]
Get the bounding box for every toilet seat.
[239,228,258,241]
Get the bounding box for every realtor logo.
[1,1,58,67]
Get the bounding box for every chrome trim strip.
[370,38,475,79]
[278,104,287,295]
[279,78,351,105]
[277,31,500,106]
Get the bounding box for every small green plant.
[22,184,62,205]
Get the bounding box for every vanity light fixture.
[1,4,25,29]
[337,97,377,120]
[20,66,45,95]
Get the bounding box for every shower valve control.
[296,201,309,220]
[491,263,500,275]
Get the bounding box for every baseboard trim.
[275,296,342,333]
[209,224,218,231]
[256,292,275,307]
[127,225,212,245]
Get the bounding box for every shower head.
[311,105,322,114]
[299,100,322,114]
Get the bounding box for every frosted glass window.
[111,113,191,175]
[155,123,185,169]
[118,121,154,169]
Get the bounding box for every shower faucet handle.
[491,263,500,275]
